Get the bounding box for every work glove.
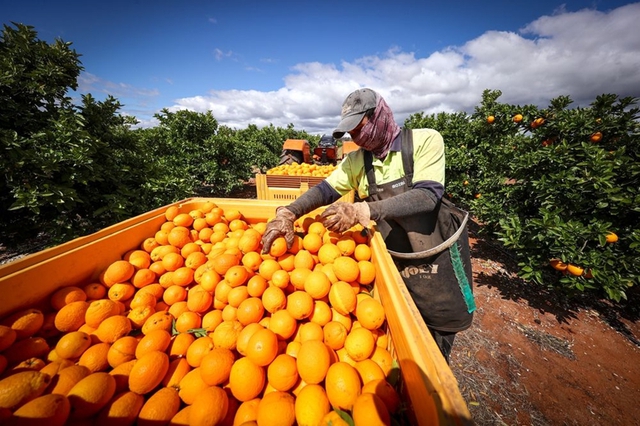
[261,207,296,254]
[320,202,371,233]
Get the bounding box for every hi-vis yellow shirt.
[325,128,445,200]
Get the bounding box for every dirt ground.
[1,183,639,426]
[454,222,640,425]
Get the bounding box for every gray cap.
[332,88,377,138]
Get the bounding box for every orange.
[606,232,619,243]
[126,250,152,269]
[344,327,375,361]
[169,406,192,426]
[222,304,238,322]
[84,299,120,329]
[199,270,222,292]
[190,386,229,426]
[309,300,332,327]
[268,310,298,342]
[175,311,202,333]
[295,384,331,426]
[137,386,181,426]
[163,285,188,306]
[211,253,240,275]
[325,362,361,411]
[107,336,138,368]
[286,291,314,320]
[258,258,281,281]
[83,283,107,301]
[362,378,401,413]
[135,329,172,359]
[129,291,157,310]
[0,370,50,411]
[236,323,265,357]
[214,280,233,305]
[357,260,376,285]
[55,331,92,360]
[77,342,111,373]
[210,320,243,351]
[225,265,251,287]
[297,321,324,343]
[165,206,180,221]
[50,287,87,311]
[296,340,331,385]
[102,260,135,287]
[107,282,135,302]
[247,275,268,297]
[67,372,116,419]
[289,268,312,291]
[10,393,71,426]
[47,364,91,396]
[150,245,180,262]
[332,256,360,282]
[168,332,196,360]
[266,353,298,392]
[567,264,584,276]
[331,308,352,332]
[236,297,265,325]
[513,113,523,123]
[238,232,261,254]
[162,357,191,388]
[141,311,174,335]
[242,251,263,272]
[92,315,132,344]
[302,233,323,254]
[355,297,386,330]
[323,321,348,350]
[307,221,326,236]
[245,328,279,367]
[336,235,356,256]
[234,398,261,426]
[261,286,287,314]
[171,266,195,287]
[354,359,386,385]
[293,250,315,271]
[199,347,235,386]
[270,269,290,289]
[353,244,372,261]
[352,393,391,425]
[162,252,185,272]
[1,308,43,341]
[201,310,223,332]
[269,237,288,257]
[187,287,213,313]
[54,301,89,333]
[229,357,265,402]
[127,306,155,330]
[128,350,169,395]
[329,281,357,315]
[320,264,339,284]
[172,213,194,228]
[304,270,331,299]
[256,391,295,426]
[177,368,208,405]
[277,253,295,272]
[549,259,568,271]
[185,336,214,368]
[95,390,144,426]
[131,268,157,288]
[317,243,341,265]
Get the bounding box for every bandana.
[352,95,401,159]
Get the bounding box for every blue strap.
[450,241,476,313]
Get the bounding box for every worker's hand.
[320,202,371,233]
[261,207,297,254]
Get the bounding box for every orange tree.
[413,90,639,301]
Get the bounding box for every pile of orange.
[0,202,401,425]
[266,162,336,177]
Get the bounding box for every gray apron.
[364,129,475,332]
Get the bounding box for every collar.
[389,132,402,152]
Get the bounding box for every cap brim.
[332,112,366,139]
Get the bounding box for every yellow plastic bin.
[0,197,471,425]
[256,174,354,203]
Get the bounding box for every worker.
[261,88,475,362]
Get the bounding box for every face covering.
[352,94,401,159]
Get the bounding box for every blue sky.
[2,0,639,133]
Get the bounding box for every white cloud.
[172,3,640,134]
